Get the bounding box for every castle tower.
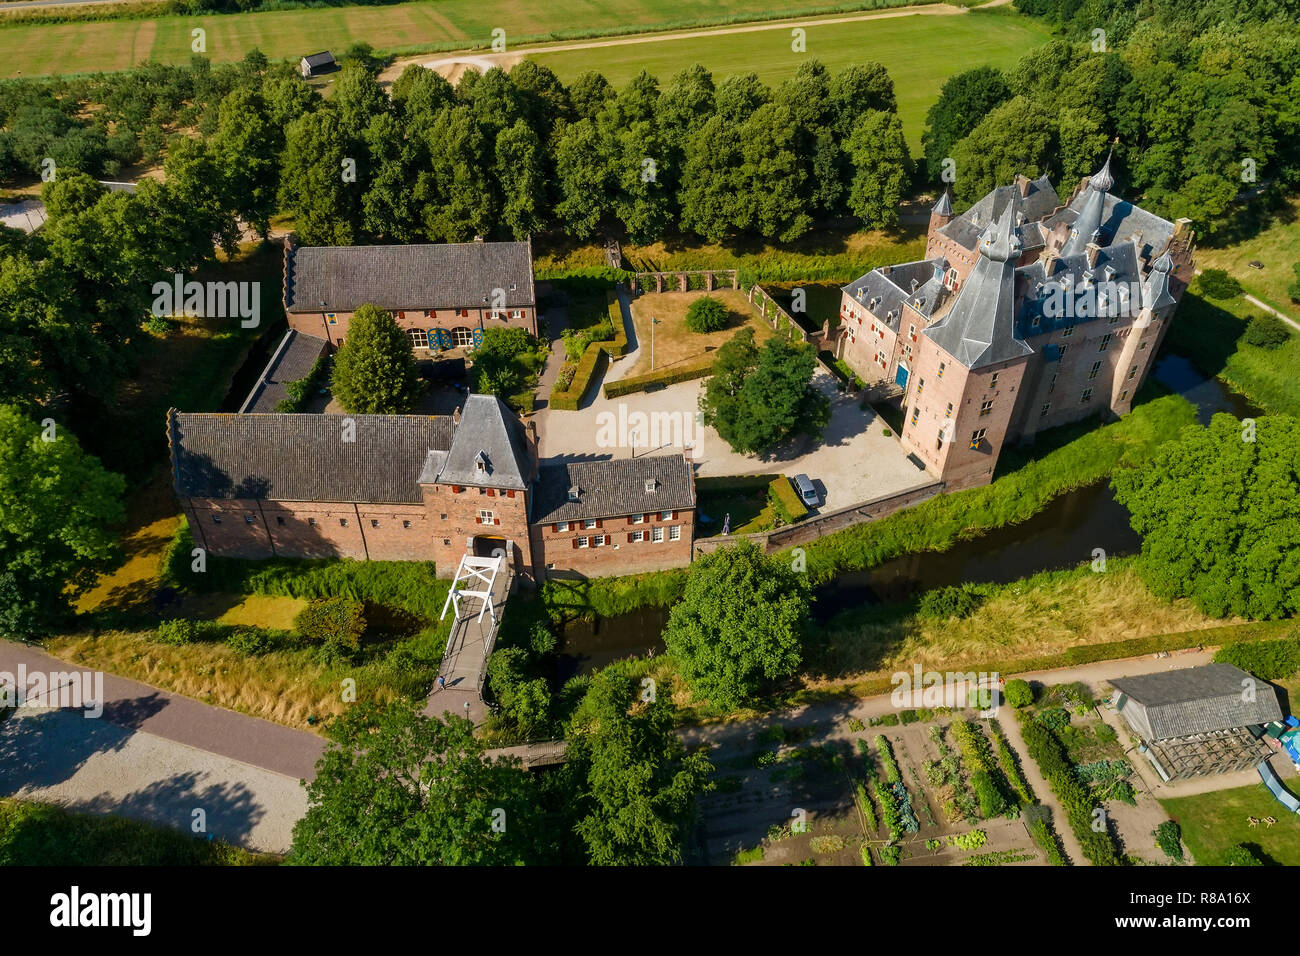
[902,199,1034,491]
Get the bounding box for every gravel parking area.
[533,366,930,512]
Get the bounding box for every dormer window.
[567,485,580,503]
[474,451,488,474]
[644,478,656,493]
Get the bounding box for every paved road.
[0,643,324,780]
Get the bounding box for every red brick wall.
[424,482,537,582]
[287,306,537,348]
[533,509,694,579]
[840,291,900,385]
[183,498,436,560]
[900,342,1029,491]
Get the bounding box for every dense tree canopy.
[700,330,830,455]
[1111,413,1300,620]
[0,405,124,637]
[561,669,713,865]
[291,703,543,865]
[662,541,811,709]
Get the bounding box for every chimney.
[1015,174,1031,198]
[452,406,461,428]
[1085,242,1101,269]
[1173,218,1193,242]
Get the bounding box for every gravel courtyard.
[532,365,932,512]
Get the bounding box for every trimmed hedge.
[535,265,634,283]
[1213,633,1300,679]
[603,355,715,398]
[549,291,627,409]
[549,344,607,410]
[769,476,810,524]
[1019,717,1122,866]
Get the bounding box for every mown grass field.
[528,10,1052,149]
[0,0,932,77]
[1161,784,1300,866]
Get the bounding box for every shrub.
[226,627,275,656]
[1153,820,1183,861]
[1214,635,1300,679]
[1197,268,1242,299]
[685,296,729,333]
[1287,263,1300,304]
[156,618,200,645]
[768,477,809,525]
[1241,314,1290,349]
[294,597,366,651]
[1223,843,1263,866]
[917,583,984,620]
[1004,678,1034,708]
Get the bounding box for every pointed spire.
[932,189,952,217]
[1153,247,1173,273]
[977,198,1021,263]
[1089,147,1115,193]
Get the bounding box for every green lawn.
[1164,290,1300,417]
[1161,783,1300,866]
[0,0,932,78]
[1196,198,1300,324]
[529,10,1053,150]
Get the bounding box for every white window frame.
[633,514,645,524]
[660,510,672,521]
[577,536,589,548]
[583,518,597,530]
[593,534,605,547]
[631,530,644,542]
[668,525,681,541]
[408,328,429,349]
[557,521,569,532]
[651,526,664,543]
[479,509,495,523]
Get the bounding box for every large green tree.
[561,669,713,865]
[329,305,423,414]
[291,702,543,865]
[0,405,124,637]
[662,541,810,709]
[847,110,910,228]
[700,334,829,455]
[921,66,1012,184]
[1112,413,1300,620]
[278,109,361,245]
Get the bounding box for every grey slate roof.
[435,394,532,490]
[924,201,1034,369]
[285,241,535,313]
[1016,240,1144,338]
[932,190,952,217]
[937,177,1060,252]
[301,51,335,68]
[842,258,951,330]
[169,411,453,503]
[1111,664,1283,740]
[239,329,329,413]
[533,455,695,524]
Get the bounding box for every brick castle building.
[839,156,1194,490]
[168,395,695,583]
[283,238,538,351]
